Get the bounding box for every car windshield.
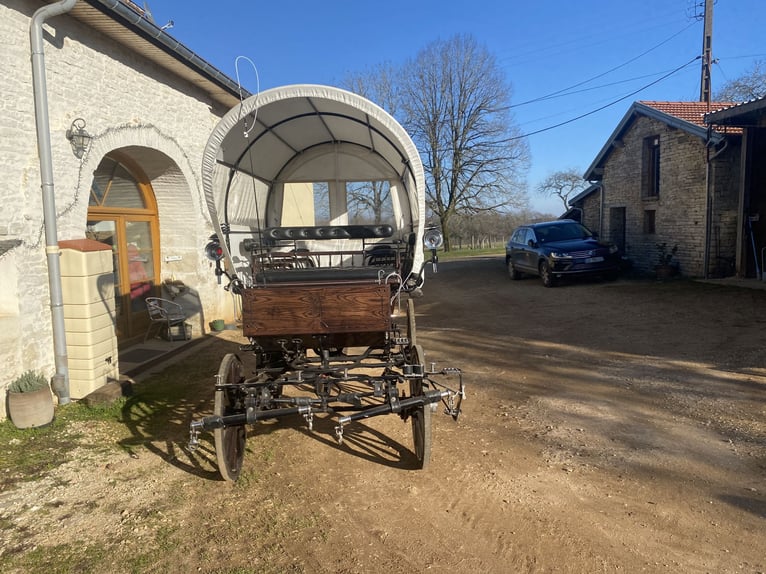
[536,223,592,243]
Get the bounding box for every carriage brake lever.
[334,422,344,445]
[188,420,204,452]
[423,367,464,420]
[303,409,314,431]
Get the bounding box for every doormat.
[119,348,168,363]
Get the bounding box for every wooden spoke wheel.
[409,343,432,469]
[214,353,247,482]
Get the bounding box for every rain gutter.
[88,0,249,102]
[30,0,79,405]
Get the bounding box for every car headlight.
[549,251,572,260]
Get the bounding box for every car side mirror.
[527,239,537,248]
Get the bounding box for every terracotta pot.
[7,387,55,429]
[654,264,677,280]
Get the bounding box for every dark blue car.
[505,220,621,287]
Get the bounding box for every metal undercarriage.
[189,299,464,482]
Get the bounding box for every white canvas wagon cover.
[201,84,426,277]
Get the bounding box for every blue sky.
[146,0,765,214]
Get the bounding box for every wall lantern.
[65,117,92,159]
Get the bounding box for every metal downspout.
[703,133,713,279]
[30,0,79,404]
[703,134,729,279]
[599,183,605,236]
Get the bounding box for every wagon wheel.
[407,297,417,347]
[409,343,432,469]
[214,353,247,482]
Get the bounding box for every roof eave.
[705,97,766,126]
[583,102,725,181]
[70,0,248,109]
[568,182,601,206]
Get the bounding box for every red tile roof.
[639,101,739,131]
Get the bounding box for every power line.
[510,55,701,141]
[517,67,696,105]
[717,53,766,61]
[511,21,698,109]
[498,7,688,68]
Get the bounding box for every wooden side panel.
[241,283,391,337]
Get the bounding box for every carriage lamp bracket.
[214,259,224,284]
[429,248,439,273]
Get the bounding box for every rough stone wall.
[599,115,723,276]
[578,191,602,234]
[0,1,235,406]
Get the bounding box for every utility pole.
[699,0,713,105]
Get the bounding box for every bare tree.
[344,62,401,115]
[343,64,399,225]
[399,35,529,250]
[344,38,529,250]
[714,59,766,102]
[536,169,588,213]
[346,181,393,225]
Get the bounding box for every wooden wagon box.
[241,281,391,338]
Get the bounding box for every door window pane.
[126,221,154,309]
[89,157,147,209]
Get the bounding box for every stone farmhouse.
[574,101,744,278]
[1,0,250,413]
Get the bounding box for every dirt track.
[1,256,765,573]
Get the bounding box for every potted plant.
[655,242,679,280]
[6,371,55,429]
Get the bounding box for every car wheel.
[507,259,523,280]
[540,260,557,287]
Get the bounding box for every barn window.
[642,135,660,199]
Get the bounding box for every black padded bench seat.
[255,266,397,284]
[263,224,394,241]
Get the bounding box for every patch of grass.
[435,246,504,260]
[0,396,140,487]
[0,340,231,487]
[2,541,112,574]
[0,420,80,488]
[59,397,129,423]
[117,342,227,450]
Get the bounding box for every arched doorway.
[85,152,160,343]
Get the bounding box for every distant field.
[433,246,504,260]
